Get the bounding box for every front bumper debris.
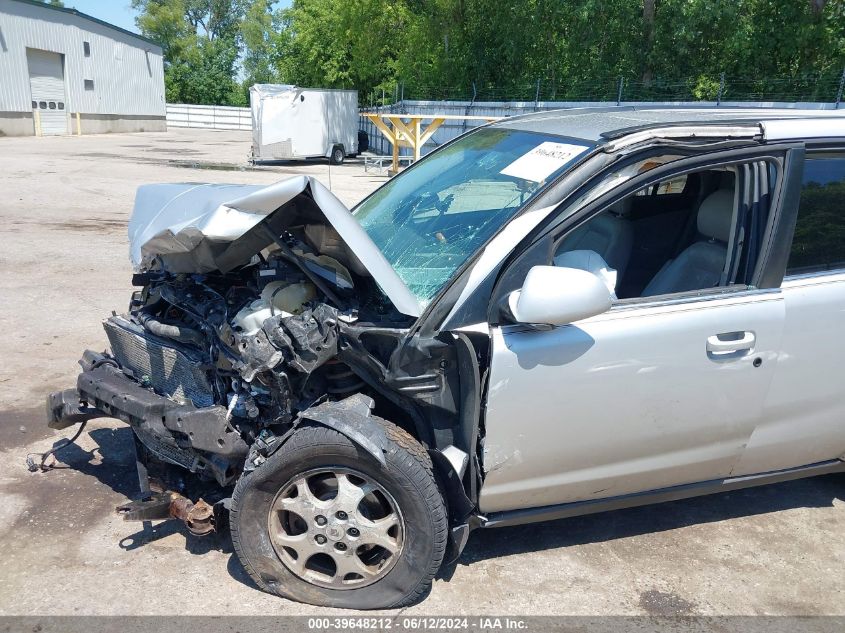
[46,388,104,430]
[47,355,248,460]
[46,351,248,487]
[116,491,216,536]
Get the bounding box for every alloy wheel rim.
[267,468,405,589]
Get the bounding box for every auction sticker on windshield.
[500,141,588,182]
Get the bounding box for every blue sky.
[66,1,141,34]
[65,0,291,36]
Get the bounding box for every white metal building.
[0,0,165,136]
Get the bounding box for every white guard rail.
[166,103,252,131]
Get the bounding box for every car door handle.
[706,331,756,355]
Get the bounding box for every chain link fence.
[359,71,845,158]
[364,72,845,108]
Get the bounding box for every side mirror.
[507,266,612,326]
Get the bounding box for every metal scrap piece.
[116,491,216,536]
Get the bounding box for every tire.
[231,419,448,609]
[330,145,345,165]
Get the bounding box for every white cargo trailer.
[250,85,359,164]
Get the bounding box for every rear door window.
[786,154,845,275]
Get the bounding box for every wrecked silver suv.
[46,108,845,608]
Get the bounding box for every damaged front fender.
[252,392,478,564]
[295,393,390,466]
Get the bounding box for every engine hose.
[138,308,205,347]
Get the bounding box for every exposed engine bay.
[96,226,410,487]
[46,177,479,538]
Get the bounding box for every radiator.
[103,316,214,408]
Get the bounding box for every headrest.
[697,188,735,242]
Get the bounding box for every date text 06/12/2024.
[306,617,529,630]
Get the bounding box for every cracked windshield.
[354,128,590,306]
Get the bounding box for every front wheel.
[230,421,448,609]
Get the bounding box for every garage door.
[26,49,67,136]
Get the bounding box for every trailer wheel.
[330,145,345,165]
[230,420,448,609]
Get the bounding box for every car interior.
[554,164,773,300]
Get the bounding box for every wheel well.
[289,390,476,564]
[367,394,476,531]
[368,391,422,444]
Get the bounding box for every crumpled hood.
[128,175,422,317]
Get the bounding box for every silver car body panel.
[497,107,845,142]
[761,118,845,141]
[479,289,786,513]
[127,176,422,317]
[732,271,845,474]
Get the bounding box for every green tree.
[136,0,845,106]
[133,0,194,61]
[241,0,277,84]
[271,0,409,101]
[133,0,263,105]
